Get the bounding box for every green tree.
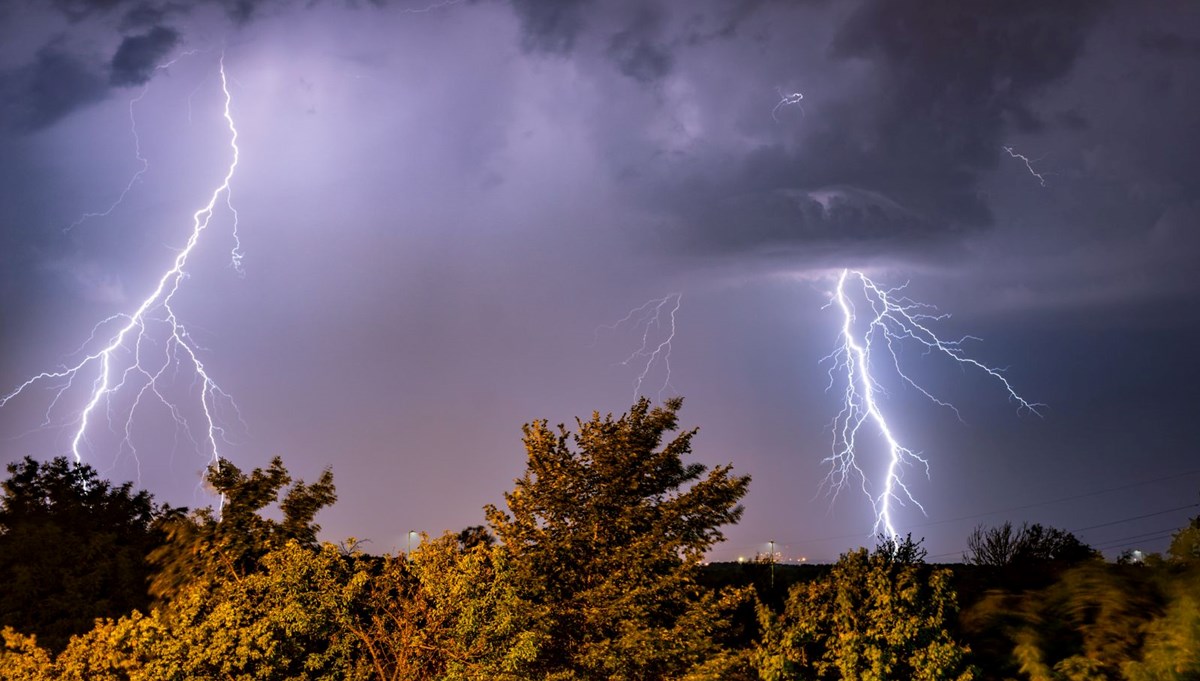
[0,457,174,652]
[484,397,753,680]
[148,456,335,603]
[350,533,540,680]
[756,537,976,681]
[1165,512,1200,565]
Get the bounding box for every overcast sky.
[1,0,1198,562]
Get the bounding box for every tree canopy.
[485,396,753,680]
[0,457,174,652]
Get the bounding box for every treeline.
[0,398,1197,680]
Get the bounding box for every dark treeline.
[1,398,1197,680]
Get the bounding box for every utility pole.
[769,540,776,588]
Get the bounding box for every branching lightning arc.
[1002,145,1048,187]
[1,58,242,477]
[599,293,681,400]
[772,88,805,121]
[823,269,1040,537]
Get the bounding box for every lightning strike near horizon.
[823,269,1040,538]
[598,293,682,400]
[1002,145,1048,187]
[772,88,805,121]
[1,58,243,477]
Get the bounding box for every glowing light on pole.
[598,293,681,400]
[1,57,243,474]
[823,269,1040,537]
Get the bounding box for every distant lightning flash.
[64,52,202,234]
[63,87,151,233]
[1,58,242,475]
[1002,145,1048,187]
[823,269,1040,537]
[599,293,681,400]
[772,88,805,121]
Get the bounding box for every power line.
[758,467,1200,549]
[929,502,1199,561]
[1072,503,1199,533]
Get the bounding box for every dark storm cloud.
[119,3,175,30]
[654,0,1110,262]
[509,0,592,55]
[0,45,108,131]
[109,25,180,85]
[51,0,127,21]
[1139,30,1200,59]
[605,6,672,84]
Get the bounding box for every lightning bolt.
[772,88,805,121]
[64,52,202,234]
[1002,145,1048,187]
[1,57,242,478]
[823,269,1040,537]
[598,293,681,400]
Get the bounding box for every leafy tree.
[456,525,495,550]
[965,522,1097,568]
[351,533,540,680]
[484,397,753,680]
[0,457,174,652]
[755,536,976,681]
[148,456,335,603]
[1165,512,1200,565]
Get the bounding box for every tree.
[0,457,174,652]
[1165,512,1200,565]
[147,456,335,603]
[351,534,540,680]
[484,397,753,680]
[965,522,1097,568]
[755,536,976,681]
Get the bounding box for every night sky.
[2,0,1198,563]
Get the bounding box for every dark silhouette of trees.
[0,457,175,652]
[456,525,495,550]
[485,396,753,680]
[964,522,1097,568]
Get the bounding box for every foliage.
[755,536,976,681]
[0,457,174,652]
[484,396,753,680]
[148,456,335,603]
[1166,513,1200,565]
[962,522,1200,681]
[349,533,539,680]
[965,522,1098,568]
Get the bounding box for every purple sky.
[2,0,1199,563]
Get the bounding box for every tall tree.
[485,397,752,680]
[0,457,173,652]
[148,456,335,603]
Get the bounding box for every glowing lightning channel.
[772,88,805,121]
[64,87,151,232]
[598,293,681,400]
[64,52,202,233]
[1,58,242,475]
[823,269,1040,537]
[1002,145,1048,187]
